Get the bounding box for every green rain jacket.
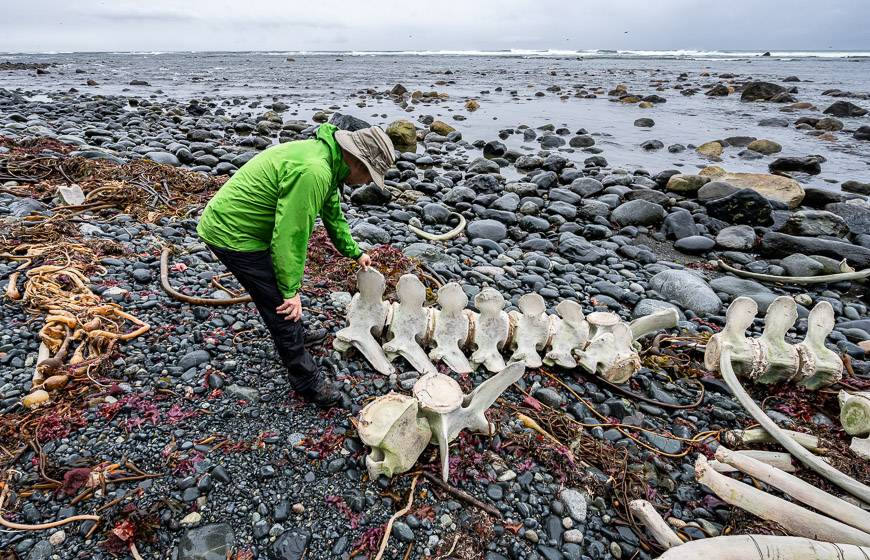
[197,124,362,299]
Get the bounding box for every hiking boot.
[300,381,344,409]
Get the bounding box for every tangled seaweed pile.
[0,136,226,224]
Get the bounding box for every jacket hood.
[315,123,350,186]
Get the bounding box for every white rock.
[180,512,202,526]
[559,488,588,523]
[49,530,66,546]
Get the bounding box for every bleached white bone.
[709,450,796,473]
[796,302,844,389]
[628,308,680,341]
[382,274,438,375]
[723,426,821,453]
[851,436,870,460]
[357,392,432,479]
[715,445,870,534]
[429,282,473,374]
[586,311,620,338]
[719,346,870,504]
[413,362,525,481]
[334,268,395,375]
[840,391,870,437]
[469,287,509,372]
[756,295,800,384]
[656,536,870,560]
[628,500,682,549]
[508,293,550,368]
[579,322,641,383]
[704,296,761,378]
[695,454,870,546]
[544,300,589,369]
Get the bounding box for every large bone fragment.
[508,293,550,368]
[543,300,589,369]
[358,392,432,479]
[715,446,870,534]
[796,301,843,389]
[719,346,870,504]
[840,391,870,460]
[413,363,524,481]
[709,450,795,473]
[334,268,395,375]
[469,288,509,372]
[840,391,870,437]
[656,535,870,560]
[383,274,438,375]
[629,308,680,341]
[429,282,473,374]
[695,455,870,545]
[628,500,682,549]
[580,322,641,383]
[704,296,760,376]
[723,426,821,453]
[756,296,800,384]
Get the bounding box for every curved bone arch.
[408,212,467,242]
[334,270,678,382]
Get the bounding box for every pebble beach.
[0,50,869,560]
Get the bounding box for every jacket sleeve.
[320,186,363,260]
[271,170,328,299]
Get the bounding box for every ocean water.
[1,51,869,187]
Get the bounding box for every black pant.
[206,243,322,394]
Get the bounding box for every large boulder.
[328,112,371,131]
[699,167,804,208]
[611,200,666,226]
[467,219,507,242]
[430,120,456,136]
[649,269,720,315]
[715,224,757,250]
[558,232,608,263]
[825,202,870,236]
[741,81,786,102]
[351,222,390,244]
[666,174,711,194]
[703,189,773,226]
[761,232,870,268]
[385,120,417,151]
[780,210,849,238]
[145,151,180,166]
[823,101,867,117]
[768,155,823,176]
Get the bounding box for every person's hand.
[357,253,372,269]
[276,294,302,321]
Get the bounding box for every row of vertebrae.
[704,296,843,390]
[334,268,678,383]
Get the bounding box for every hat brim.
[335,130,386,189]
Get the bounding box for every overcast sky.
[2,0,868,53]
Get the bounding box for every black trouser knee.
[206,243,322,394]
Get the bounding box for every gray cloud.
[1,0,868,53]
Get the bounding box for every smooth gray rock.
[781,254,825,277]
[715,225,756,250]
[352,222,390,244]
[650,269,720,315]
[559,489,588,523]
[611,200,666,227]
[710,276,771,296]
[178,524,235,560]
[467,219,508,242]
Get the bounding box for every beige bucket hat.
[334,126,396,188]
